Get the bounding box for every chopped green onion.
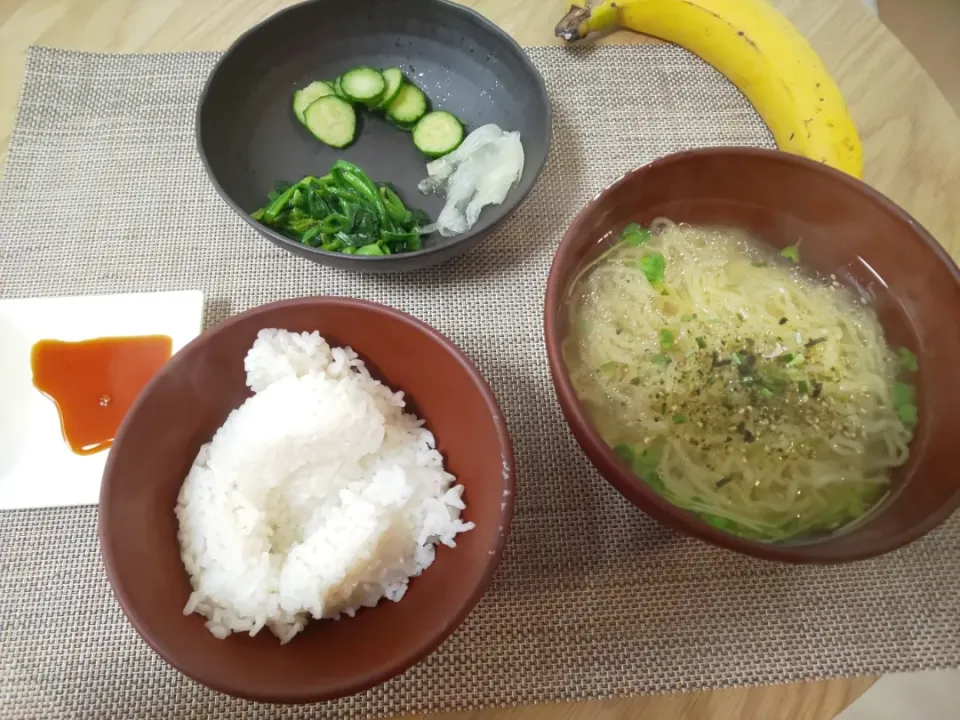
[780,352,794,364]
[781,244,800,263]
[730,352,744,366]
[893,381,915,407]
[613,444,634,464]
[898,403,918,426]
[702,513,735,530]
[695,336,707,349]
[659,328,675,350]
[651,353,672,366]
[797,380,809,395]
[644,471,666,493]
[758,387,774,400]
[898,347,918,372]
[633,446,661,479]
[892,382,918,426]
[787,354,805,368]
[639,251,666,285]
[621,223,651,247]
[672,414,686,424]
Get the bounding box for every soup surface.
[562,219,919,541]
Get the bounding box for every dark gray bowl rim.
[195,0,552,266]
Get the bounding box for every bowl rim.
[194,0,553,266]
[544,145,960,564]
[98,296,516,702]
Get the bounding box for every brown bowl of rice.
[98,297,514,702]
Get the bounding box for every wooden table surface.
[1,0,958,718]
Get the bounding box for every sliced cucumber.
[339,67,386,108]
[293,81,334,123]
[412,111,465,157]
[302,96,356,148]
[386,84,428,129]
[333,76,349,100]
[376,67,405,109]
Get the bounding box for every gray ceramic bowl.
[197,0,552,273]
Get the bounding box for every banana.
[555,0,863,178]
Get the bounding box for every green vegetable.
[613,444,634,464]
[386,83,429,128]
[671,414,686,424]
[758,387,774,400]
[651,353,672,366]
[659,328,675,350]
[293,81,334,123]
[621,223,651,247]
[730,351,744,366]
[898,403,918,426]
[797,380,809,395]
[339,66,387,108]
[639,251,666,286]
[632,446,663,491]
[898,347,918,372]
[695,336,707,349]
[892,381,918,426]
[302,95,357,148]
[412,111,465,157]
[355,243,386,256]
[251,160,430,256]
[611,443,663,492]
[376,67,406,108]
[786,354,805,368]
[781,244,800,263]
[644,471,666,493]
[893,381,915,407]
[702,513,735,531]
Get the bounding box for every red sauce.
[30,335,173,455]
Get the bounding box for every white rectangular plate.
[0,291,204,511]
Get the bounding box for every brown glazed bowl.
[544,147,960,564]
[99,298,514,702]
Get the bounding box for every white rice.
[176,329,474,644]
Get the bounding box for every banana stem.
[555,5,592,41]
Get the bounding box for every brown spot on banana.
[554,5,593,42]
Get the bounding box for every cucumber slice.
[386,84,428,129]
[340,67,386,108]
[412,111,465,157]
[376,67,405,109]
[293,81,334,123]
[302,96,356,148]
[333,76,349,100]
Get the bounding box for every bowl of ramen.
[544,147,960,563]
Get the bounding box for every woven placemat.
[1,46,958,720]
